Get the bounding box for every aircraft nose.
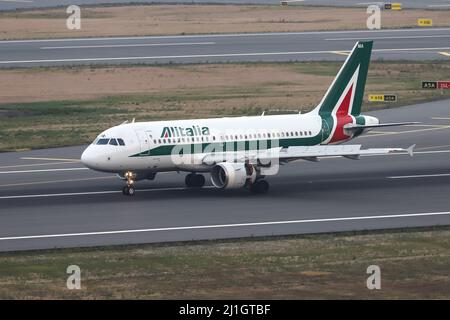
[81,146,97,169]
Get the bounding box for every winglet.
[407,144,415,157]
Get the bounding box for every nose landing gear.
[122,171,136,196]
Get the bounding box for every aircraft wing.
[202,144,415,165]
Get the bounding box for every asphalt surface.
[0,0,448,11]
[1,28,450,67]
[0,99,450,252]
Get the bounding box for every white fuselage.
[81,112,330,176]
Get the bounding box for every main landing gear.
[122,171,136,196]
[185,173,206,188]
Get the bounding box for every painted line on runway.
[327,35,450,41]
[0,161,80,169]
[388,173,450,179]
[1,211,449,241]
[356,2,383,5]
[368,130,398,134]
[0,167,88,174]
[2,28,450,44]
[405,124,444,127]
[0,0,33,3]
[40,42,216,50]
[416,144,450,151]
[1,47,450,65]
[358,125,450,138]
[0,186,213,200]
[432,117,450,120]
[428,4,450,7]
[330,51,350,56]
[0,175,116,188]
[21,157,81,162]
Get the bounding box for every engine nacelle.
[211,162,256,189]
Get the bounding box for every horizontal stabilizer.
[344,121,420,131]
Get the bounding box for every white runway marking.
[0,0,33,2]
[0,211,449,241]
[21,157,81,162]
[327,35,450,41]
[0,186,210,200]
[388,173,450,179]
[40,42,216,50]
[428,4,450,7]
[0,161,80,169]
[358,125,450,138]
[0,167,87,174]
[1,47,449,65]
[1,28,450,44]
[432,117,450,120]
[0,176,116,188]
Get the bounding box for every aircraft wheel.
[122,186,135,196]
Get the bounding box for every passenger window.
[117,138,125,146]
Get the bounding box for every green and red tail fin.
[312,41,373,118]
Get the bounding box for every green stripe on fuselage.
[130,133,325,157]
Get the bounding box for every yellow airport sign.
[368,94,384,102]
[418,19,433,27]
[391,3,402,10]
[384,3,402,10]
[368,94,397,102]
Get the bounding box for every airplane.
[81,41,417,196]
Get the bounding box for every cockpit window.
[97,138,110,145]
[109,139,118,146]
[117,138,125,146]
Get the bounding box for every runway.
[1,28,450,67]
[0,0,447,11]
[0,99,450,252]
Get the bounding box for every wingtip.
[407,144,416,157]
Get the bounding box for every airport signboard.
[418,19,433,27]
[437,81,450,89]
[384,3,402,10]
[368,94,397,102]
[422,81,437,89]
[422,81,450,89]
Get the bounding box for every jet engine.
[210,162,256,189]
